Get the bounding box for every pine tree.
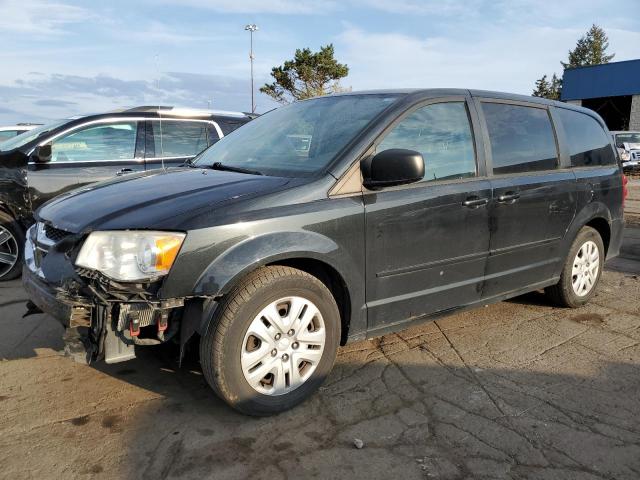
[533,24,614,100]
[261,44,349,104]
[532,75,551,98]
[561,24,615,69]
[548,73,562,100]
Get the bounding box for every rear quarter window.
[556,108,616,167]
[482,102,558,175]
[216,119,249,136]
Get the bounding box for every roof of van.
[326,88,594,113]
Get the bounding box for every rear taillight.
[622,174,629,206]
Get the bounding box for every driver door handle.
[116,168,134,176]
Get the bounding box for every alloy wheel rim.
[241,296,326,396]
[0,226,18,278]
[571,240,600,297]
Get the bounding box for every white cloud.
[0,0,91,35]
[158,0,338,15]
[336,23,640,95]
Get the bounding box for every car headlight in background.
[620,151,630,161]
[76,231,186,281]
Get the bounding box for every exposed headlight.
[620,151,630,161]
[76,231,186,281]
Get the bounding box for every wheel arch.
[181,231,362,345]
[584,217,611,255]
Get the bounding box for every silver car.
[611,130,640,171]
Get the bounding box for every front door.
[27,120,145,210]
[364,99,491,333]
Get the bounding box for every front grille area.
[43,224,71,243]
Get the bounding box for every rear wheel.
[545,226,604,308]
[0,212,24,281]
[200,266,340,416]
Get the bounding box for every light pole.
[244,24,258,114]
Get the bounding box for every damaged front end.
[23,222,194,364]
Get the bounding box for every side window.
[51,122,137,163]
[0,131,19,142]
[482,103,557,174]
[208,125,221,146]
[556,108,616,167]
[377,102,476,182]
[216,119,245,136]
[151,121,209,158]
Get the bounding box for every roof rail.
[123,106,250,118]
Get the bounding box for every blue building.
[561,59,640,131]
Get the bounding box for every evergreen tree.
[261,44,349,104]
[532,74,551,98]
[532,24,614,100]
[561,24,615,69]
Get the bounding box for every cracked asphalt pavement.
[1,226,640,479]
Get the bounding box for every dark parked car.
[23,89,625,416]
[0,107,254,280]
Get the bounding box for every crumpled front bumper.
[22,265,92,328]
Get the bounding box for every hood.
[37,167,290,233]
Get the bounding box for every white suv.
[612,130,640,172]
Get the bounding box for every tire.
[545,226,604,308]
[0,212,24,281]
[200,266,340,416]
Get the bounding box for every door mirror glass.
[361,148,424,190]
[30,144,52,163]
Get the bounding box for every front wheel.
[200,266,340,416]
[0,212,24,281]
[545,226,604,308]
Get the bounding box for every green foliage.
[532,73,561,100]
[533,24,614,100]
[561,24,615,69]
[260,44,349,104]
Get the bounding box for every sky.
[0,0,639,124]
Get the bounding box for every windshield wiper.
[211,162,263,176]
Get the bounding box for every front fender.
[192,230,348,296]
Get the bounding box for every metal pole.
[245,24,258,114]
[250,30,254,113]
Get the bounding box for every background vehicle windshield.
[615,133,640,147]
[0,120,67,152]
[194,94,401,177]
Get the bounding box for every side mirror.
[361,148,424,190]
[30,144,52,163]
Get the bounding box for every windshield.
[615,133,640,147]
[0,119,67,152]
[194,94,401,177]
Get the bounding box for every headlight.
[76,231,186,281]
[620,151,630,161]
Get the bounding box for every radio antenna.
[155,53,165,171]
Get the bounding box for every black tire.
[0,212,24,281]
[200,266,340,416]
[545,226,604,308]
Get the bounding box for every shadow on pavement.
[87,341,640,480]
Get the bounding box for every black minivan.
[0,107,253,280]
[23,89,625,415]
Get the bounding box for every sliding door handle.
[497,192,520,203]
[462,197,489,208]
